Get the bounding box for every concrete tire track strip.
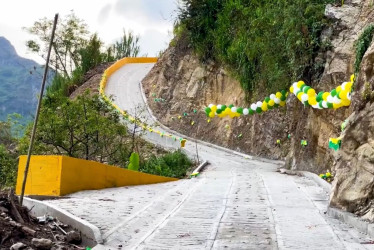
[46,63,374,250]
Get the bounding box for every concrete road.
[47,63,374,249]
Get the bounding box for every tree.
[25,11,89,77]
[111,30,140,60]
[20,92,130,166]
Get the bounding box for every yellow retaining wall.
[16,155,178,196]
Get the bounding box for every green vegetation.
[178,0,334,100]
[140,150,193,178]
[354,24,374,73]
[25,12,141,97]
[0,115,23,187]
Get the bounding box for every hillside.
[0,37,47,122]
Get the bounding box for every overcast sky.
[0,0,179,63]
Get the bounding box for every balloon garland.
[205,75,354,118]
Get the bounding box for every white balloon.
[327,95,334,103]
[256,101,263,107]
[322,101,328,108]
[341,82,348,90]
[293,87,300,94]
[231,107,237,113]
[209,104,214,108]
[251,103,257,110]
[333,96,341,104]
[274,97,281,104]
[243,108,249,115]
[301,94,308,102]
[270,94,276,100]
[292,82,298,88]
[217,104,222,110]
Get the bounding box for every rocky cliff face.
[142,0,374,218]
[330,40,374,220]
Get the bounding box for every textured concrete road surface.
[47,63,374,250]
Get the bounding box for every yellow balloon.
[339,90,348,99]
[229,113,236,118]
[336,86,342,92]
[345,82,353,91]
[209,112,215,118]
[268,100,275,106]
[333,103,342,109]
[307,88,316,97]
[218,113,225,118]
[276,92,282,99]
[261,102,268,111]
[322,92,330,101]
[297,81,304,88]
[308,97,317,106]
[211,105,217,112]
[290,86,294,93]
[279,101,286,107]
[341,99,351,106]
[297,92,303,100]
[350,74,355,82]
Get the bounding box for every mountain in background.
[0,36,49,123]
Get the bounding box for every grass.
[354,24,374,73]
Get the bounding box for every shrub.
[139,150,192,178]
[355,24,374,73]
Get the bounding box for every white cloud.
[0,0,178,62]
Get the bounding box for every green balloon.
[205,107,211,114]
[265,97,270,103]
[318,101,324,108]
[216,109,223,114]
[256,107,262,113]
[221,105,227,110]
[299,84,305,91]
[303,86,311,93]
[316,92,323,102]
[274,103,279,108]
[249,109,254,115]
[327,102,333,108]
[228,104,234,108]
[267,104,273,109]
[280,95,286,101]
[336,91,341,99]
[331,89,337,97]
[281,90,287,96]
[304,101,309,106]
[237,107,243,114]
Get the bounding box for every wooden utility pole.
[20,14,59,206]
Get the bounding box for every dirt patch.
[0,190,85,249]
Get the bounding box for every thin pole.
[20,14,59,205]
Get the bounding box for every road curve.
[50,63,373,250]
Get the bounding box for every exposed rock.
[10,242,27,250]
[31,238,53,250]
[66,230,81,244]
[330,37,374,219]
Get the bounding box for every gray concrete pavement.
[46,63,374,249]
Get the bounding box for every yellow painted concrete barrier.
[16,155,178,196]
